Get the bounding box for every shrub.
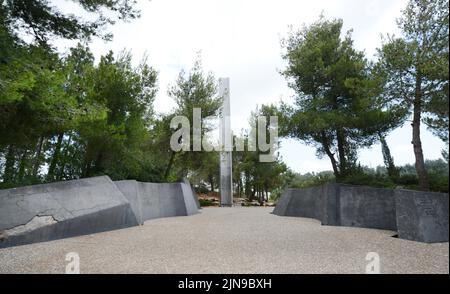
[198,199,216,207]
[289,171,335,189]
[194,184,210,194]
[341,173,396,189]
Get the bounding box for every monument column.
[219,78,233,207]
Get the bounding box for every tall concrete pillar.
[219,78,233,207]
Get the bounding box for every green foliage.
[290,159,448,193]
[191,151,220,192]
[379,133,400,181]
[0,44,160,187]
[78,50,158,180]
[194,184,210,195]
[339,167,396,189]
[279,16,405,181]
[398,159,449,192]
[232,105,293,204]
[0,0,159,188]
[1,0,448,198]
[1,0,140,44]
[289,171,335,189]
[198,199,216,207]
[376,0,449,190]
[163,56,222,181]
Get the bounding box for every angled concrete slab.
[114,179,199,224]
[273,184,340,226]
[113,180,143,224]
[1,176,201,248]
[274,183,449,243]
[272,189,293,216]
[395,189,449,243]
[181,179,201,214]
[0,176,138,248]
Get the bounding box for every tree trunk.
[336,128,348,177]
[258,189,264,206]
[82,160,92,178]
[379,133,398,180]
[208,175,214,192]
[17,149,28,182]
[81,144,92,178]
[321,132,339,178]
[412,74,429,191]
[237,178,242,197]
[244,171,251,198]
[94,149,104,174]
[32,137,44,178]
[330,96,347,178]
[249,187,256,201]
[47,133,64,181]
[164,151,176,180]
[58,134,72,181]
[3,145,16,183]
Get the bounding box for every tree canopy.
[0,0,448,198]
[1,0,139,44]
[279,17,405,181]
[376,0,449,190]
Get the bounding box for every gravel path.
[0,207,448,274]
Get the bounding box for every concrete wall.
[272,189,294,216]
[0,176,138,248]
[274,184,448,243]
[0,176,200,248]
[284,187,321,220]
[395,189,449,243]
[339,185,396,230]
[112,180,143,224]
[181,179,201,213]
[115,179,199,224]
[273,184,340,225]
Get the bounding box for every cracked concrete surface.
[4,216,57,237]
[0,207,448,274]
[0,176,138,247]
[0,176,129,231]
[1,176,201,248]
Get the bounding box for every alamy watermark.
[65,252,80,274]
[365,252,380,274]
[170,108,279,162]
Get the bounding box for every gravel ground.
[0,207,448,274]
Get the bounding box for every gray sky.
[56,0,446,174]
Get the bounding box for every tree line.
[0,0,448,198]
[0,0,288,199]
